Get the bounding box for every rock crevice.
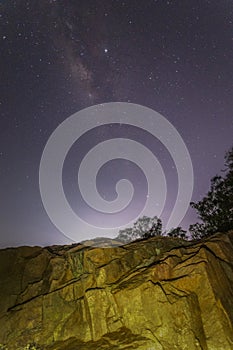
[0,232,233,349]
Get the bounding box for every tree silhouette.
[190,146,233,239]
[117,215,162,243]
[167,227,187,239]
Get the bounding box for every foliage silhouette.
[190,146,233,239]
[116,215,162,243]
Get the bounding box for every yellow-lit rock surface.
[0,231,233,349]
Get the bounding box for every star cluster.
[0,0,233,247]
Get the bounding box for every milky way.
[0,1,233,247]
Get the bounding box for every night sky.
[1,0,233,248]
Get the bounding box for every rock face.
[0,232,233,350]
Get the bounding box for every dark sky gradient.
[0,0,233,247]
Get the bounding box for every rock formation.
[0,231,233,349]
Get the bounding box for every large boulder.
[0,231,233,349]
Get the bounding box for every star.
[1,0,233,247]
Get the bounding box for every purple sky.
[0,0,233,247]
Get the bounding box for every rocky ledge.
[0,231,233,350]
